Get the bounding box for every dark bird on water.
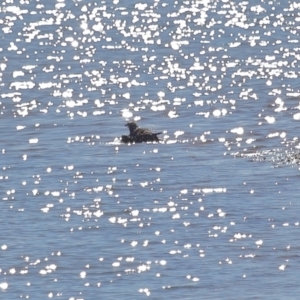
[121,121,162,143]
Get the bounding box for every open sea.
[1,0,300,299]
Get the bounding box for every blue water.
[1,0,300,299]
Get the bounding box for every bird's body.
[122,121,161,143]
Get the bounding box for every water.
[1,0,300,299]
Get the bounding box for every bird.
[121,121,162,143]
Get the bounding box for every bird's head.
[125,121,138,134]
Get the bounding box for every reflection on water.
[1,0,300,299]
